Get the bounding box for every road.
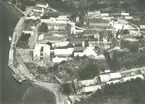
[16,56,65,104]
[8,5,65,104]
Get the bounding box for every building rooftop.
[33,7,43,11]
[48,31,68,35]
[43,36,67,41]
[109,72,122,79]
[88,18,109,23]
[99,74,111,82]
[42,11,60,18]
[83,29,97,34]
[74,47,85,52]
[69,37,86,42]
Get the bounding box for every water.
[0,3,55,104]
[23,86,56,104]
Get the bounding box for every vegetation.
[16,33,30,48]
[105,51,145,70]
[75,78,145,104]
[12,0,16,4]
[38,23,48,33]
[55,58,109,82]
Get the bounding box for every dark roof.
[130,12,144,16]
[33,7,43,10]
[69,37,86,43]
[43,36,67,41]
[74,47,85,52]
[43,11,60,18]
[83,29,97,34]
[88,18,109,23]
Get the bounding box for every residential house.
[88,18,110,27]
[53,41,69,48]
[124,16,133,20]
[83,29,97,37]
[70,37,86,47]
[106,79,121,85]
[42,11,60,18]
[132,16,140,21]
[80,85,101,93]
[88,11,101,18]
[123,74,144,82]
[101,13,109,17]
[74,47,85,57]
[96,54,105,59]
[52,57,68,63]
[30,12,44,19]
[33,7,44,13]
[41,17,68,24]
[140,68,145,74]
[33,44,50,62]
[109,72,122,80]
[47,23,67,31]
[22,26,34,36]
[83,47,98,58]
[36,3,49,9]
[54,47,74,56]
[78,78,97,87]
[121,13,129,16]
[38,33,67,44]
[99,74,111,83]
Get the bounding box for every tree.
[122,29,129,35]
[39,23,48,33]
[12,0,16,4]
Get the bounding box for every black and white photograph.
[1,0,145,104]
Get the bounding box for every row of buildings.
[68,68,145,94]
[32,43,105,63]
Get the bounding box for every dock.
[12,73,26,83]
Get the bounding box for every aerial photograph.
[1,0,145,104]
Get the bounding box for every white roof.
[79,79,97,86]
[54,48,74,55]
[104,70,111,73]
[106,79,121,85]
[123,74,144,82]
[99,74,111,82]
[52,57,67,63]
[81,85,101,93]
[124,38,138,42]
[38,34,44,40]
[121,13,129,16]
[96,54,105,59]
[109,72,122,79]
[33,44,50,57]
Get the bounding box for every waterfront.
[23,86,55,104]
[1,3,55,104]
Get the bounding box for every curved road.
[8,3,65,104]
